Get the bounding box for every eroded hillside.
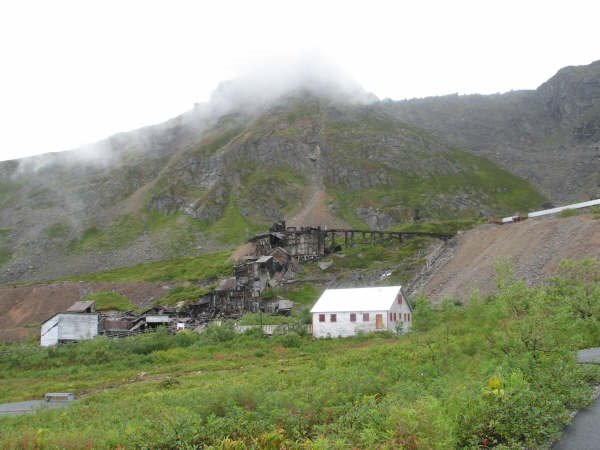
[414,213,600,302]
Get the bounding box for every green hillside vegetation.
[67,211,206,255]
[2,259,600,448]
[158,285,213,306]
[298,236,435,287]
[330,149,545,228]
[556,207,600,219]
[67,250,232,282]
[0,228,11,267]
[81,291,136,312]
[143,98,547,252]
[202,197,264,245]
[42,223,71,240]
[391,218,483,234]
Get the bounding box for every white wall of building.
[312,310,386,338]
[386,294,413,333]
[40,314,99,347]
[58,314,98,342]
[310,286,413,338]
[312,305,412,338]
[40,315,60,347]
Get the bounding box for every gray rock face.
[355,207,394,231]
[538,60,600,141]
[388,60,600,203]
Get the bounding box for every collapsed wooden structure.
[40,303,182,346]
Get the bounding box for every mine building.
[310,286,412,338]
[41,305,99,347]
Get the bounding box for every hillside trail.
[287,185,348,229]
[287,142,348,229]
[413,214,600,303]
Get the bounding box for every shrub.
[278,332,302,348]
[202,322,237,344]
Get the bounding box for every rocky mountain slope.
[388,60,600,203]
[3,60,600,284]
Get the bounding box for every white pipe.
[527,198,600,218]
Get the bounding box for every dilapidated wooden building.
[41,312,99,347]
[250,221,325,261]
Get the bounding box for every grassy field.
[66,250,232,283]
[1,259,600,448]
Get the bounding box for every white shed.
[310,286,412,338]
[40,313,99,347]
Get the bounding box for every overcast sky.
[0,0,598,162]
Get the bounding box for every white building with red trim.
[310,286,412,338]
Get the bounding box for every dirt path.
[414,214,600,303]
[287,186,348,229]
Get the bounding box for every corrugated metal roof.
[67,301,95,312]
[256,255,273,263]
[145,315,172,323]
[310,286,402,313]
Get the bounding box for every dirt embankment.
[287,187,349,229]
[414,214,600,303]
[0,282,171,342]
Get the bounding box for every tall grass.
[2,259,600,448]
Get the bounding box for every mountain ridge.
[3,60,600,284]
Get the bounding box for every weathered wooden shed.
[310,286,412,338]
[40,313,99,347]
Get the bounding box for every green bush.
[201,322,237,344]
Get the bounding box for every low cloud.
[207,53,377,115]
[10,52,375,175]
